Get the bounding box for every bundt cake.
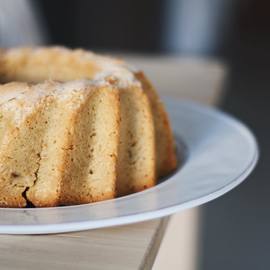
[0,47,177,207]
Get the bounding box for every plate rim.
[0,99,259,234]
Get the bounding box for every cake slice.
[116,85,156,196]
[135,72,177,177]
[0,83,48,207]
[59,85,120,205]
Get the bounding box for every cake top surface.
[0,47,145,125]
[0,80,101,125]
[0,46,141,89]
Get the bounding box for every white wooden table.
[0,55,225,270]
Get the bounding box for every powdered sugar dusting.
[74,48,141,88]
[2,47,142,89]
[0,47,144,124]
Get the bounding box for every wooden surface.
[0,219,168,270]
[0,55,225,270]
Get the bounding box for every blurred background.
[0,0,269,269]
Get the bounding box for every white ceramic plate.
[0,98,258,234]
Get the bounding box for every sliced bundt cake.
[0,47,177,207]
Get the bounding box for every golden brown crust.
[135,71,177,177]
[116,85,156,197]
[0,47,176,207]
[0,86,51,208]
[59,87,120,206]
